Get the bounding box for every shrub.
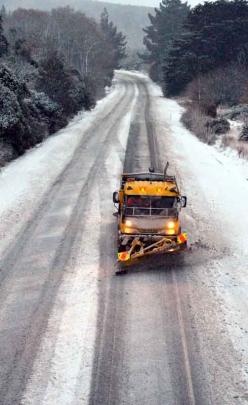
[0,83,27,154]
[205,118,230,135]
[30,91,66,133]
[0,64,62,156]
[181,105,230,144]
[181,107,216,144]
[184,64,248,113]
[0,64,28,100]
[220,105,248,121]
[239,124,248,141]
[0,141,16,167]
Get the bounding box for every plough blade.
[118,233,187,263]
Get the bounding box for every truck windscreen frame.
[124,196,178,217]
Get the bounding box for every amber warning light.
[118,252,130,261]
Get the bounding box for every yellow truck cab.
[113,165,187,265]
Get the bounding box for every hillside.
[1,0,153,50]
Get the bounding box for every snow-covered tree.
[0,5,125,166]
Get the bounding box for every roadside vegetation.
[140,0,189,83]
[0,6,126,166]
[142,0,248,154]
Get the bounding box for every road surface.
[0,71,247,405]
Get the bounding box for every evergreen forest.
[0,6,126,165]
[142,0,248,144]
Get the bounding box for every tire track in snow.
[146,78,197,405]
[89,71,199,405]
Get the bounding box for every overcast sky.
[96,0,203,8]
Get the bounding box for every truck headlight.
[165,220,177,235]
[125,219,133,227]
[123,219,134,233]
[166,221,176,230]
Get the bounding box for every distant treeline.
[0,6,126,166]
[1,0,152,52]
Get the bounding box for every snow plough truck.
[113,163,187,273]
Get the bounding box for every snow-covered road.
[0,71,248,404]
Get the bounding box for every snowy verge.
[0,82,122,258]
[149,78,248,390]
[149,81,248,253]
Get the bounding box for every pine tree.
[0,14,8,57]
[163,0,248,96]
[0,5,6,19]
[37,52,73,115]
[37,51,94,117]
[100,8,127,69]
[141,0,190,82]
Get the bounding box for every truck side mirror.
[181,196,187,208]
[113,191,119,203]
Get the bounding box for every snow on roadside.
[22,185,101,405]
[149,79,248,387]
[0,80,123,258]
[227,119,243,139]
[149,80,248,251]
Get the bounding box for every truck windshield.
[125,196,177,216]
